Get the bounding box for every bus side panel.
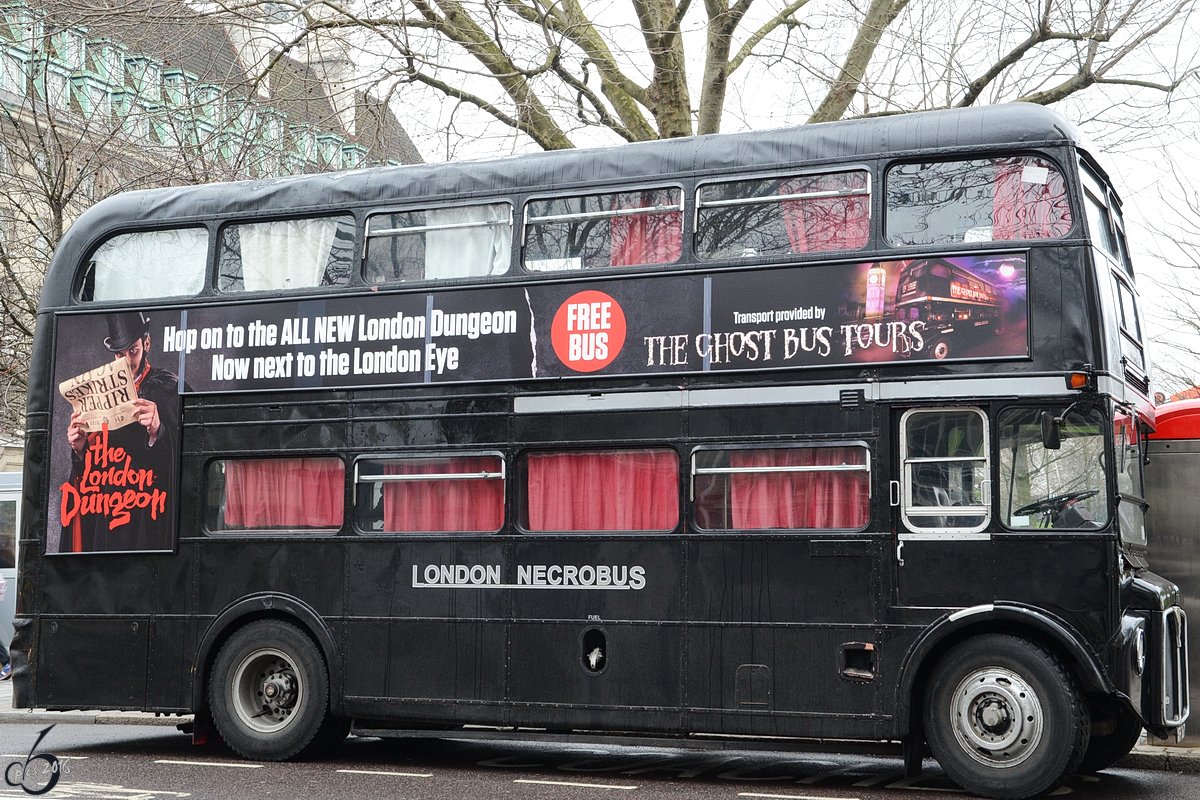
[991,535,1114,649]
[343,539,507,714]
[39,617,148,708]
[196,541,345,619]
[683,537,883,738]
[505,539,684,732]
[147,542,198,710]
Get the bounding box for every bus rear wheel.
[924,635,1088,799]
[209,620,332,761]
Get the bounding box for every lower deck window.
[207,457,345,532]
[693,446,870,530]
[522,449,679,532]
[356,455,505,533]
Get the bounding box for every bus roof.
[42,103,1088,310]
[1149,400,1200,440]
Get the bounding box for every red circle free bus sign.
[551,291,627,372]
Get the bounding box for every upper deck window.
[696,170,869,259]
[364,202,512,284]
[523,187,682,271]
[218,215,355,293]
[82,227,207,301]
[887,157,1071,246]
[1080,166,1118,258]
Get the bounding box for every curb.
[0,709,191,727]
[1119,745,1200,773]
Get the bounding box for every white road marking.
[1,754,88,759]
[0,782,191,798]
[153,759,262,768]
[515,778,638,790]
[739,794,861,800]
[336,769,433,777]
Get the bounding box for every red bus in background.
[1146,399,1200,742]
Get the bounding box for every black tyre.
[924,635,1089,799]
[1078,699,1141,773]
[209,620,332,761]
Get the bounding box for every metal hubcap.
[950,667,1043,768]
[231,648,304,734]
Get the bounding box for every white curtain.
[239,218,339,291]
[425,204,511,279]
[93,228,208,301]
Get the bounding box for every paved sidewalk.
[1,679,1198,771]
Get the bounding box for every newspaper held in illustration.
[58,358,138,432]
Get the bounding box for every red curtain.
[780,175,869,253]
[730,448,868,530]
[610,192,682,266]
[526,450,679,531]
[381,457,504,532]
[224,458,344,528]
[992,160,1072,240]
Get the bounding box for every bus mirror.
[1041,411,1062,450]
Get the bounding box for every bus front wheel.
[209,620,332,761]
[924,634,1088,799]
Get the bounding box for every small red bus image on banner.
[551,291,627,372]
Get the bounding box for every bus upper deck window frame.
[217,214,356,294]
[694,167,871,261]
[364,201,513,285]
[1079,164,1119,259]
[522,184,684,273]
[885,154,1073,247]
[79,226,209,302]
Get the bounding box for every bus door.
[893,407,994,609]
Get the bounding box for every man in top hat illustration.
[63,311,181,552]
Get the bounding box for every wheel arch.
[191,593,344,717]
[895,603,1112,736]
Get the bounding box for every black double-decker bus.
[12,104,1186,799]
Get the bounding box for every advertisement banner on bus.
[131,253,1026,394]
[48,311,182,554]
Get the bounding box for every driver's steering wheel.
[1014,489,1100,517]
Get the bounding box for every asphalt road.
[0,722,1195,800]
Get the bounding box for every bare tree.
[196,0,1200,154]
[0,54,185,434]
[1146,159,1200,398]
[0,1,415,434]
